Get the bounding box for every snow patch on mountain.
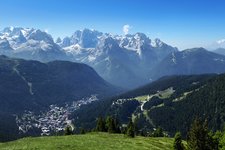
[171,52,177,64]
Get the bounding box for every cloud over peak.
[123,24,131,35]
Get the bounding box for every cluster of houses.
[15,95,98,135]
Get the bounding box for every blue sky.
[0,0,225,49]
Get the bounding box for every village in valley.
[15,95,98,135]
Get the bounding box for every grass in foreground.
[0,132,174,150]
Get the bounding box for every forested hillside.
[72,74,225,136]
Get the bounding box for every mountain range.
[0,27,176,88]
[151,48,225,79]
[1,27,225,89]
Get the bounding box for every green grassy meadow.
[0,132,174,150]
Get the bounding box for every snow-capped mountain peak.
[117,32,152,56]
[0,27,55,49]
[27,29,54,43]
[98,37,119,51]
[134,32,148,40]
[151,38,164,47]
[0,27,66,62]
[1,27,53,40]
[2,27,33,38]
[59,28,103,48]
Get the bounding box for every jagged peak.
[27,29,54,43]
[134,32,148,39]
[2,27,35,36]
[55,37,62,43]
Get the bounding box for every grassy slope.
[0,132,174,150]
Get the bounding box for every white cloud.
[207,39,225,50]
[123,24,131,35]
[217,39,225,44]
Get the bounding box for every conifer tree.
[80,127,85,134]
[187,118,218,150]
[64,126,73,135]
[126,119,135,138]
[106,116,116,133]
[96,116,106,132]
[113,117,121,133]
[187,118,206,150]
[173,132,184,150]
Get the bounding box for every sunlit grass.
[0,132,174,150]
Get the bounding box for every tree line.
[64,115,167,138]
[173,117,225,150]
[64,116,225,150]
